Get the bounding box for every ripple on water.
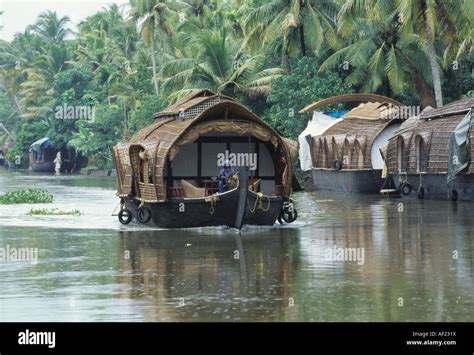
[0,170,473,321]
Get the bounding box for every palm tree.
[19,43,72,125]
[28,11,71,43]
[320,0,436,107]
[79,4,139,60]
[396,0,471,107]
[129,0,189,96]
[160,17,284,100]
[244,0,339,65]
[451,0,473,62]
[0,30,45,115]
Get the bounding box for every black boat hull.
[311,168,385,194]
[123,191,283,229]
[30,161,55,172]
[392,173,474,201]
[30,160,83,173]
[243,191,284,226]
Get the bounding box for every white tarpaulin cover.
[371,123,401,169]
[298,112,341,171]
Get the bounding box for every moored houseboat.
[112,89,299,229]
[384,97,474,201]
[29,137,56,172]
[299,94,404,193]
[29,137,87,173]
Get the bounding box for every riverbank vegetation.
[0,0,472,169]
[0,189,54,204]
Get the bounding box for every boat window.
[415,136,426,173]
[397,137,405,172]
[139,160,144,182]
[138,149,146,183]
[148,160,154,184]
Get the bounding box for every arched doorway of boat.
[129,141,158,211]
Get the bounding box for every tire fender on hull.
[118,208,133,225]
[400,182,413,196]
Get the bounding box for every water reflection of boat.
[299,94,403,193]
[113,90,300,229]
[384,98,474,201]
[117,229,300,321]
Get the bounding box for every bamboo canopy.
[114,90,296,202]
[299,93,402,114]
[386,97,474,175]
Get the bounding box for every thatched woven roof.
[299,93,402,113]
[420,97,474,120]
[114,90,296,202]
[386,97,474,175]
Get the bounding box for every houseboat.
[29,137,87,173]
[113,89,299,229]
[384,97,474,201]
[298,94,404,193]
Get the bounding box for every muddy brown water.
[0,170,472,321]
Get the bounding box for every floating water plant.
[0,189,54,204]
[26,208,82,216]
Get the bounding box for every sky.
[0,0,129,42]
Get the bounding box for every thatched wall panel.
[387,113,468,175]
[318,118,392,170]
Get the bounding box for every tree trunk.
[150,35,159,96]
[12,95,23,116]
[425,33,443,107]
[398,48,435,108]
[299,24,306,57]
[414,70,436,109]
[421,1,443,107]
[283,48,291,73]
[299,0,306,57]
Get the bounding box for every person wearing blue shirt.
[218,160,236,193]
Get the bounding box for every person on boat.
[218,160,236,193]
[53,152,62,174]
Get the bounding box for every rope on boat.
[111,201,121,216]
[247,192,270,213]
[204,193,220,214]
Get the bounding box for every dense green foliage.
[263,57,352,138]
[0,0,472,167]
[0,189,53,204]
